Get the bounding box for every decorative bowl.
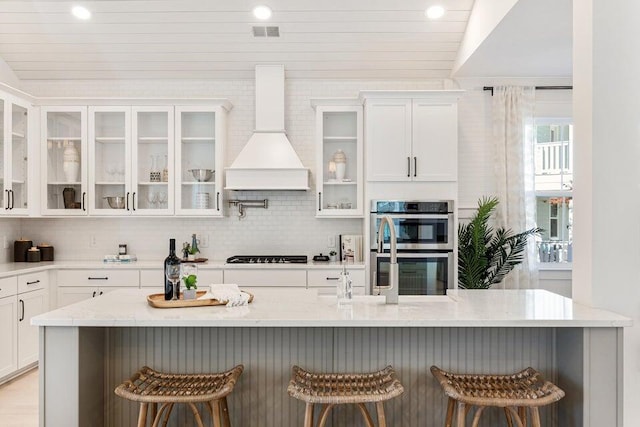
[189,169,214,182]
[104,196,126,209]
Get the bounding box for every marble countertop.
[32,288,631,328]
[0,260,365,278]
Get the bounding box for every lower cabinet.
[56,269,140,308]
[307,268,366,295]
[0,295,18,378]
[17,288,48,368]
[57,286,134,308]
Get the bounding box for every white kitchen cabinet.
[364,92,461,182]
[0,295,17,378]
[1,92,31,215]
[140,268,223,289]
[56,269,139,308]
[312,101,363,218]
[17,288,48,368]
[175,106,228,216]
[57,286,133,308]
[307,268,366,295]
[41,106,88,215]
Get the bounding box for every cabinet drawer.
[0,276,18,299]
[57,269,139,287]
[140,269,223,288]
[308,269,365,287]
[18,271,48,294]
[224,269,306,287]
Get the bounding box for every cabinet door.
[89,107,132,215]
[18,288,48,368]
[131,107,174,215]
[0,296,17,378]
[224,269,306,287]
[315,105,364,218]
[41,106,88,215]
[56,286,97,308]
[175,106,223,216]
[365,99,412,181]
[4,97,30,215]
[411,101,457,181]
[0,97,6,210]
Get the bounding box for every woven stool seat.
[288,365,404,427]
[431,366,564,427]
[115,365,243,427]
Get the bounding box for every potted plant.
[458,197,541,289]
[329,250,338,262]
[182,274,198,300]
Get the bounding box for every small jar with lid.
[27,247,41,263]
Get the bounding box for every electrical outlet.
[199,233,209,248]
[89,234,97,248]
[327,235,336,248]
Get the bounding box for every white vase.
[335,162,346,181]
[63,142,80,183]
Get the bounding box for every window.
[534,119,573,263]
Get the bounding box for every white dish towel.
[197,283,250,307]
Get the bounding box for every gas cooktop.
[225,255,308,264]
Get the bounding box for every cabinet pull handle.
[126,192,130,211]
[407,157,411,177]
[26,280,40,285]
[82,192,86,211]
[9,190,14,210]
[326,277,340,281]
[216,192,220,211]
[318,192,322,211]
[88,277,108,280]
[4,190,8,210]
[414,157,417,177]
[92,291,96,298]
[132,192,136,211]
[19,299,24,322]
[99,291,103,296]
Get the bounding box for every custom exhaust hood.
[225,65,309,190]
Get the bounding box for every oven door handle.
[375,252,451,258]
[372,214,451,219]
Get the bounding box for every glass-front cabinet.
[175,106,225,216]
[132,107,174,215]
[312,102,363,218]
[1,94,30,215]
[88,107,131,215]
[41,106,88,215]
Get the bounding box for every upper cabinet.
[1,93,31,215]
[363,91,462,182]
[41,100,230,217]
[312,101,363,218]
[41,106,88,215]
[175,106,226,217]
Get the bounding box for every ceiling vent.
[252,26,280,37]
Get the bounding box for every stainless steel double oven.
[370,200,454,295]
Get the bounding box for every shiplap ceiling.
[0,0,474,80]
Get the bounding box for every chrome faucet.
[374,215,399,304]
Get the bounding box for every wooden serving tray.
[147,290,253,308]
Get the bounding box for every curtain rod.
[483,86,573,96]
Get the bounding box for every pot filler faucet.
[374,215,399,304]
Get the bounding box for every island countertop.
[32,288,631,328]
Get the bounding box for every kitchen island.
[33,289,629,427]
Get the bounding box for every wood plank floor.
[0,369,38,427]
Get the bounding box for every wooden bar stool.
[287,365,404,427]
[430,365,565,427]
[115,365,243,427]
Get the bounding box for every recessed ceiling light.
[253,5,272,20]
[71,5,91,20]
[425,5,445,20]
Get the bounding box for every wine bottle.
[164,239,180,300]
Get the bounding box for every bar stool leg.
[137,403,148,427]
[161,403,174,427]
[529,407,541,427]
[375,401,387,427]
[504,407,514,427]
[470,406,485,427]
[455,402,466,427]
[303,402,315,427]
[317,404,335,427]
[211,399,222,427]
[519,407,527,427]
[445,398,455,427]
[186,402,205,427]
[151,403,171,427]
[356,403,375,427]
[504,407,525,427]
[150,403,157,422]
[220,397,231,427]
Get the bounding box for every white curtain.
[492,86,537,289]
